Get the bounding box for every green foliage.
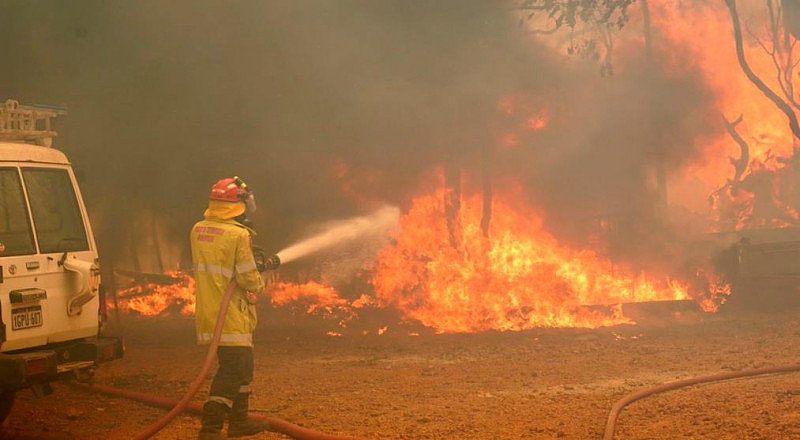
[519,0,635,29]
[518,0,637,75]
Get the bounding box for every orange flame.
[270,280,350,315]
[117,271,196,316]
[526,113,548,131]
[268,281,379,330]
[695,267,731,312]
[495,95,549,151]
[649,2,800,228]
[371,189,710,333]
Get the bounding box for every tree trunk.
[128,210,141,273]
[151,209,164,273]
[722,114,750,185]
[642,0,668,214]
[444,162,462,248]
[480,143,492,237]
[783,0,800,39]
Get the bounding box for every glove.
[265,254,281,270]
[245,291,260,304]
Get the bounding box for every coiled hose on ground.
[74,279,362,440]
[603,364,800,440]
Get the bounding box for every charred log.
[114,269,182,286]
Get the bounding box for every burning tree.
[446,0,640,246]
[440,1,640,251]
[113,1,747,333]
[704,0,800,229]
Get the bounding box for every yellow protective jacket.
[190,217,265,347]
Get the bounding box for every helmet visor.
[244,193,257,214]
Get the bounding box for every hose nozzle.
[265,254,280,270]
[253,246,280,272]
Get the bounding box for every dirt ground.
[3,304,800,440]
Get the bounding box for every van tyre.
[74,367,95,383]
[0,391,14,426]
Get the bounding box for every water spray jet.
[275,205,400,264]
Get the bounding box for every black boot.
[227,393,273,438]
[199,401,229,440]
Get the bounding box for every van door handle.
[63,257,98,316]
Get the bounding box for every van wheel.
[0,391,14,425]
[74,367,95,383]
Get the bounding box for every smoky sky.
[0,0,721,274]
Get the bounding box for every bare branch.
[765,0,800,110]
[722,114,750,184]
[760,37,778,58]
[517,0,634,74]
[528,26,560,35]
[748,28,775,57]
[725,0,800,140]
[751,22,795,104]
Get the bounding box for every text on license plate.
[12,305,43,330]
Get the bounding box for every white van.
[0,99,122,423]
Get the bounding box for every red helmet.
[209,176,250,202]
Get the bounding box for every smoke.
[0,0,725,279]
[521,62,719,270]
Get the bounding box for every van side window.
[0,168,36,256]
[22,168,89,253]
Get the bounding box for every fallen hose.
[129,279,238,440]
[603,364,800,440]
[75,278,362,440]
[72,382,362,440]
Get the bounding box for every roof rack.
[0,99,68,147]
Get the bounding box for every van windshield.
[0,168,36,256]
[22,168,89,253]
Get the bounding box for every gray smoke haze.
[0,1,723,278]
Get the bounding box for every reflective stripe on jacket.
[190,217,265,347]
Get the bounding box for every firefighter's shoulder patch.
[195,226,225,235]
[196,234,216,242]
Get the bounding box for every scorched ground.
[3,306,800,440]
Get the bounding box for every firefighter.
[191,176,280,440]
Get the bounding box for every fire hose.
[75,279,362,440]
[603,364,800,440]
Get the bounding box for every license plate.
[11,305,43,330]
